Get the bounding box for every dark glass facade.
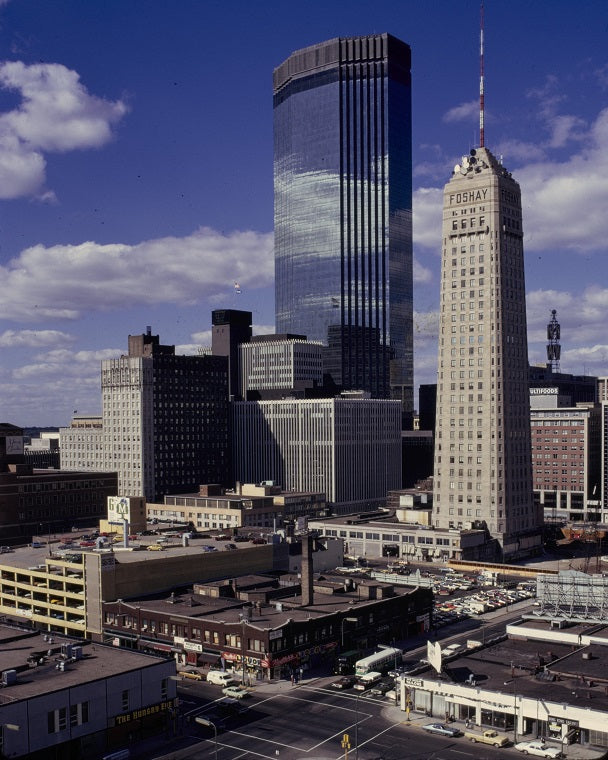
[273,34,413,423]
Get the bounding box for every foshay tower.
[432,9,542,558]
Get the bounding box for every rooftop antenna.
[546,309,561,373]
[479,1,485,148]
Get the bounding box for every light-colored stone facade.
[433,148,542,557]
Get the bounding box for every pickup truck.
[464,729,509,747]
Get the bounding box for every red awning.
[148,643,172,652]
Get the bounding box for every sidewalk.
[132,674,608,760]
[379,702,607,760]
[224,673,608,760]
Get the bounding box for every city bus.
[334,649,361,675]
[354,647,402,677]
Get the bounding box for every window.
[225,633,241,648]
[121,689,129,712]
[48,707,68,733]
[161,678,168,700]
[70,702,89,727]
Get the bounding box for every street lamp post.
[241,616,248,686]
[194,716,218,760]
[341,617,358,648]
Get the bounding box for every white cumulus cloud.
[519,108,608,253]
[0,226,274,322]
[0,329,74,347]
[413,186,443,251]
[0,61,127,199]
[443,100,478,124]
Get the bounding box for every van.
[206,670,238,686]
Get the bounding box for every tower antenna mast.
[479,2,485,147]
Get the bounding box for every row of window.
[48,701,89,733]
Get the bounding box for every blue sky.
[0,0,607,426]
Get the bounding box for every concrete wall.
[103,545,274,600]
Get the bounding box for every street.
[152,680,520,760]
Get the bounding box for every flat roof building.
[0,625,176,759]
[232,396,402,514]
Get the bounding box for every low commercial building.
[399,622,608,750]
[0,625,176,759]
[0,425,117,546]
[310,513,488,562]
[0,533,340,639]
[102,568,432,681]
[157,482,326,531]
[0,540,275,638]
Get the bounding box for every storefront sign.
[404,677,424,688]
[222,651,262,667]
[263,641,337,669]
[548,716,579,728]
[183,641,203,652]
[269,629,283,641]
[114,699,175,726]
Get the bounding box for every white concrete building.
[59,415,104,471]
[232,396,402,513]
[239,335,323,398]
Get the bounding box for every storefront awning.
[148,643,172,652]
[199,652,220,664]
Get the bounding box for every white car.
[514,741,562,758]
[222,685,250,699]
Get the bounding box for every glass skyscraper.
[273,34,413,423]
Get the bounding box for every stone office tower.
[273,34,413,426]
[432,148,542,558]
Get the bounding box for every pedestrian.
[465,719,470,729]
[291,672,295,686]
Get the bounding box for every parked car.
[514,741,562,758]
[422,723,462,738]
[464,729,509,747]
[330,675,357,690]
[222,685,250,699]
[178,669,205,681]
[224,543,237,550]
